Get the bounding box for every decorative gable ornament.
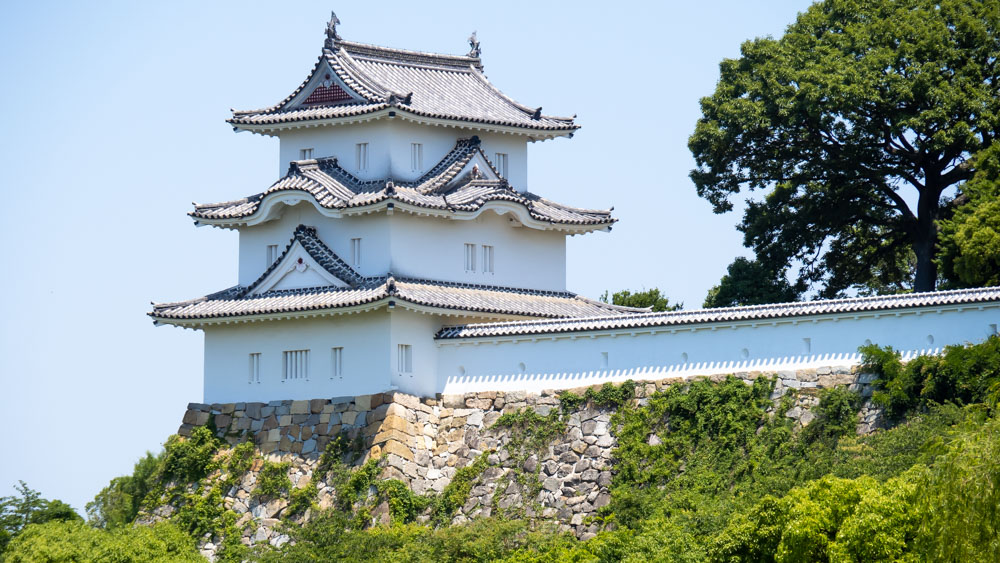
[249,240,350,294]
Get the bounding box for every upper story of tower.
[229,14,578,192]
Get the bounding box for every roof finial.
[467,31,481,58]
[325,11,342,48]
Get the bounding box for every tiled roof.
[150,277,644,323]
[434,287,1000,340]
[242,224,365,295]
[191,137,613,228]
[229,37,577,133]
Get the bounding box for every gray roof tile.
[150,277,643,323]
[229,38,577,132]
[191,137,613,227]
[434,287,1000,339]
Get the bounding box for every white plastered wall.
[203,313,392,403]
[437,305,1000,395]
[387,309,444,398]
[237,204,389,286]
[277,121,528,191]
[237,204,567,291]
[388,211,566,290]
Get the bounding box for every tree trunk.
[913,180,941,293]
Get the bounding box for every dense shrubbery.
[862,335,1000,420]
[5,338,1000,561]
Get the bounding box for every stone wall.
[174,365,881,558]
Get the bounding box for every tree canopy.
[703,258,800,308]
[601,288,683,312]
[689,0,1000,297]
[937,144,1000,287]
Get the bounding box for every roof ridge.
[434,287,1000,339]
[336,39,482,70]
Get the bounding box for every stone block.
[260,406,275,418]
[355,394,373,411]
[442,395,466,409]
[301,439,317,454]
[215,414,232,430]
[466,398,492,409]
[542,478,561,492]
[368,403,390,424]
[290,400,310,415]
[381,440,414,461]
[182,409,201,425]
[373,428,414,447]
[267,429,280,442]
[278,436,292,452]
[278,415,292,426]
[798,369,818,382]
[341,411,358,426]
[177,423,193,437]
[261,415,278,431]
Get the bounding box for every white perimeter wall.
[204,313,391,403]
[277,121,529,192]
[237,204,567,291]
[437,305,1000,395]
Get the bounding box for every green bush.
[863,336,1000,420]
[255,461,292,499]
[3,520,201,562]
[158,426,222,485]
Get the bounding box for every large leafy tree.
[689,0,1000,297]
[703,257,801,308]
[600,288,683,311]
[937,144,1000,287]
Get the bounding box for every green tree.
[689,0,1000,296]
[600,288,682,312]
[87,452,163,529]
[703,257,799,308]
[938,144,1000,287]
[0,482,81,552]
[3,520,201,562]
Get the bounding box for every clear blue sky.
[0,1,814,512]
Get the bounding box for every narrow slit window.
[464,243,477,272]
[266,244,279,266]
[410,143,423,172]
[282,349,310,381]
[356,142,369,171]
[802,338,812,355]
[494,152,508,178]
[350,238,362,268]
[299,148,313,160]
[331,347,343,379]
[601,351,609,368]
[397,344,412,374]
[481,245,494,274]
[248,353,260,383]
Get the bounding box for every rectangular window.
[248,353,260,383]
[601,351,609,368]
[410,143,423,172]
[299,148,313,160]
[397,344,412,374]
[482,245,494,274]
[464,243,477,272]
[351,238,362,268]
[356,142,369,171]
[331,347,343,379]
[494,153,508,178]
[282,349,309,381]
[266,244,279,266]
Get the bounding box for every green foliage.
[558,380,637,413]
[175,485,226,539]
[255,461,292,499]
[938,144,1000,288]
[689,0,1000,295]
[0,482,81,553]
[158,426,222,485]
[800,387,861,444]
[431,453,490,526]
[3,520,201,562]
[703,257,800,308]
[863,336,1000,420]
[375,480,432,524]
[600,288,682,311]
[915,413,1000,561]
[87,452,163,529]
